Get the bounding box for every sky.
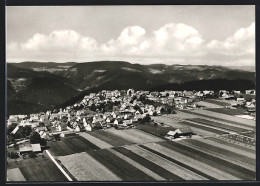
[6,5,255,66]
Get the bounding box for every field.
[87,130,134,147]
[179,121,228,135]
[87,148,156,181]
[201,99,230,107]
[105,128,165,144]
[196,101,224,108]
[57,152,121,181]
[45,125,255,181]
[180,110,255,128]
[7,153,68,182]
[7,168,26,181]
[186,118,249,133]
[48,135,100,156]
[8,101,256,182]
[134,123,176,138]
[179,139,255,170]
[156,141,255,180]
[206,108,250,116]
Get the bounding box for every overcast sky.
[6,5,255,66]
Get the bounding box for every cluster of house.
[218,90,256,111]
[7,88,256,145]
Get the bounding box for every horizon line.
[5,60,255,67]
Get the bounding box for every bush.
[29,131,41,144]
[28,152,37,158]
[143,114,151,123]
[40,138,47,146]
[13,143,19,150]
[8,152,19,159]
[53,134,61,141]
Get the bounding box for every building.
[19,143,41,154]
[166,127,195,139]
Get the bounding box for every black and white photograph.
[6,5,256,182]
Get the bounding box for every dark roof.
[179,126,193,133]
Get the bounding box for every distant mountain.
[9,62,77,76]
[227,66,255,72]
[9,61,77,69]
[59,61,255,90]
[7,64,79,115]
[150,79,255,91]
[16,77,79,106]
[6,61,256,115]
[7,100,49,116]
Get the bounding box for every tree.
[40,138,47,146]
[53,134,61,141]
[29,131,42,144]
[7,123,17,135]
[8,152,19,159]
[160,107,165,113]
[7,135,15,145]
[143,114,151,123]
[39,122,45,127]
[23,125,32,137]
[28,152,37,158]
[133,105,140,111]
[90,104,97,111]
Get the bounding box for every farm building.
[166,127,195,139]
[19,143,41,154]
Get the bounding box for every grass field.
[159,141,255,180]
[197,138,255,159]
[48,135,100,156]
[135,123,175,138]
[57,152,121,181]
[79,132,113,149]
[88,130,134,147]
[224,134,255,146]
[114,146,184,180]
[202,99,230,107]
[180,139,255,166]
[140,143,236,180]
[7,168,26,181]
[123,145,208,180]
[87,149,156,181]
[180,121,228,135]
[207,137,256,153]
[196,101,223,108]
[180,110,255,129]
[7,156,68,182]
[240,131,256,138]
[186,118,249,133]
[190,109,255,126]
[207,108,249,116]
[107,148,166,181]
[106,128,165,144]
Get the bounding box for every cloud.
[151,23,204,56]
[6,22,255,66]
[100,26,146,54]
[207,22,255,56]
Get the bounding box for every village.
[7,88,256,157]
